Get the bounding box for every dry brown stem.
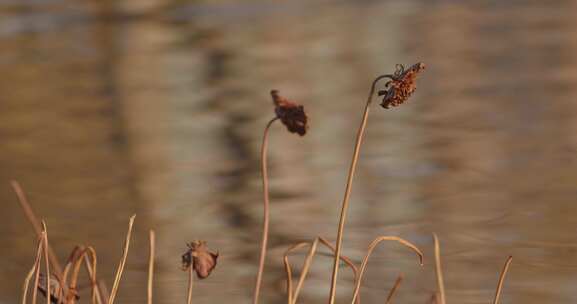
[328,73,408,304]
[11,181,63,279]
[283,237,359,304]
[384,275,403,304]
[492,256,513,304]
[433,234,446,304]
[350,236,424,304]
[253,117,278,304]
[186,266,194,304]
[148,230,155,304]
[22,233,44,304]
[108,215,136,304]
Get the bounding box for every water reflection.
[2,1,577,303]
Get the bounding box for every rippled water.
[2,1,577,303]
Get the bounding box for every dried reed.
[350,236,423,304]
[186,266,194,304]
[283,237,359,304]
[41,222,51,304]
[22,233,44,304]
[492,256,513,304]
[108,215,136,304]
[11,181,63,279]
[255,90,308,304]
[433,234,446,304]
[329,64,424,304]
[253,117,278,304]
[384,275,403,304]
[148,230,155,304]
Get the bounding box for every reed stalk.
[253,117,278,304]
[433,234,446,304]
[108,215,136,304]
[148,230,156,304]
[328,75,398,304]
[492,256,512,304]
[350,236,423,304]
[22,233,44,304]
[186,266,194,304]
[384,275,403,304]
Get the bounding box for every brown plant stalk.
[22,233,44,304]
[108,215,136,304]
[11,181,64,279]
[253,117,279,304]
[254,90,308,304]
[492,256,513,304]
[384,275,403,304]
[41,222,51,304]
[328,64,424,304]
[350,236,424,304]
[186,266,194,304]
[283,237,359,304]
[148,230,155,304]
[433,234,446,304]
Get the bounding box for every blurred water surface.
[2,0,577,303]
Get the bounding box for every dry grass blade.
[59,246,83,304]
[350,236,424,304]
[11,181,64,279]
[22,234,44,304]
[433,234,446,304]
[492,256,513,304]
[41,222,51,304]
[283,242,310,304]
[98,281,110,304]
[253,117,278,304]
[108,215,136,304]
[291,239,319,304]
[384,275,403,304]
[148,230,155,304]
[83,252,103,304]
[67,246,99,304]
[329,74,402,304]
[317,237,359,281]
[283,237,359,304]
[186,266,194,304]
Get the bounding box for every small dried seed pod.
[182,240,219,279]
[271,90,308,136]
[379,62,425,109]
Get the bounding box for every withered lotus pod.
[182,240,219,279]
[270,90,308,136]
[378,62,425,109]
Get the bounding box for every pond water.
[2,1,577,303]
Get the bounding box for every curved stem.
[283,237,359,304]
[384,275,403,304]
[186,266,194,304]
[148,230,155,304]
[492,256,512,304]
[253,117,278,304]
[328,74,395,304]
[433,233,446,304]
[41,221,51,304]
[109,215,136,304]
[350,236,424,304]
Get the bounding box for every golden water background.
[2,1,577,303]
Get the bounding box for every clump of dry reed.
[15,63,514,304]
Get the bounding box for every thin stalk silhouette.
[329,63,425,304]
[327,74,395,304]
[253,117,279,304]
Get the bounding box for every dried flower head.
[271,90,308,136]
[378,62,425,109]
[181,240,219,279]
